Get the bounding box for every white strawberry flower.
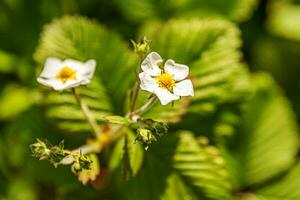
[37,57,96,91]
[139,52,194,105]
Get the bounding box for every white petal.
[164,59,189,81]
[173,79,194,97]
[141,52,162,76]
[39,57,62,78]
[37,78,65,91]
[63,79,84,89]
[82,59,96,79]
[62,59,85,71]
[139,72,157,93]
[154,87,179,105]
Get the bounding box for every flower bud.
[135,128,157,150]
[131,37,151,56]
[30,139,51,160]
[71,154,93,174]
[137,118,168,137]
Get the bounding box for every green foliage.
[254,162,300,200]
[229,73,299,187]
[0,85,40,120]
[43,79,112,133]
[139,18,251,119]
[173,131,231,200]
[1,1,300,199]
[113,0,259,22]
[0,50,16,73]
[109,129,144,179]
[5,178,38,200]
[267,0,300,41]
[116,131,231,200]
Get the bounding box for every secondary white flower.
[37,57,96,91]
[139,52,194,105]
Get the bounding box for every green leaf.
[104,115,133,126]
[43,79,113,133]
[139,18,251,120]
[173,131,232,200]
[6,178,37,200]
[113,0,258,23]
[0,84,40,120]
[231,73,299,187]
[161,173,198,200]
[34,15,138,132]
[254,162,300,200]
[0,50,16,73]
[116,131,232,200]
[267,1,300,41]
[109,129,144,178]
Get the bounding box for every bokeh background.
[0,0,300,199]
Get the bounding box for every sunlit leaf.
[230,73,299,187]
[267,1,300,41]
[116,131,231,200]
[113,0,258,23]
[109,128,144,178]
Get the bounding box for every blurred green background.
[0,0,300,199]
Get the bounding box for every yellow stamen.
[155,73,175,91]
[57,66,76,82]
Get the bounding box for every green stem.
[129,82,140,116]
[133,95,157,116]
[129,52,148,119]
[71,88,102,139]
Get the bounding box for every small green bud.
[135,128,157,150]
[131,37,151,56]
[30,139,67,168]
[135,118,168,149]
[48,140,67,167]
[71,154,92,174]
[30,139,51,160]
[137,118,168,137]
[151,121,168,137]
[79,154,92,170]
[71,162,82,173]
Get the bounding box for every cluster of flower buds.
[30,139,52,160]
[30,139,66,167]
[135,118,168,149]
[30,139,92,170]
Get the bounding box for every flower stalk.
[129,38,150,119]
[133,95,157,116]
[71,88,102,140]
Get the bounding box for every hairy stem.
[71,88,102,139]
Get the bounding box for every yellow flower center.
[155,73,175,91]
[57,66,76,82]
